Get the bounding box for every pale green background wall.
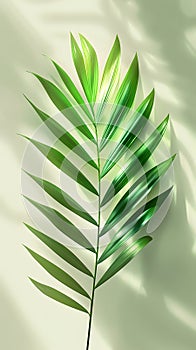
[0,0,196,349]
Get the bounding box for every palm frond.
[22,34,175,350]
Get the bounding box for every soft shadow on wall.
[0,283,47,350]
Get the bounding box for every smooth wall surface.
[0,0,196,349]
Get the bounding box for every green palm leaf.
[101,115,169,206]
[79,34,99,104]
[101,89,155,177]
[31,72,95,142]
[21,136,98,196]
[24,171,97,226]
[96,35,121,120]
[100,53,139,150]
[24,96,97,169]
[24,196,95,253]
[99,187,173,263]
[70,33,92,105]
[100,155,175,236]
[24,224,93,277]
[51,59,93,122]
[30,278,89,313]
[96,236,152,288]
[25,246,90,298]
[22,34,176,350]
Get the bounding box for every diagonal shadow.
[0,282,47,350]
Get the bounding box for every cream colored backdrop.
[0,0,196,349]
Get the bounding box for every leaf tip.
[115,34,120,46]
[171,153,177,161]
[150,88,155,99]
[28,276,36,285]
[23,222,29,229]
[158,114,170,134]
[22,243,29,251]
[134,52,139,66]
[17,133,29,141]
[26,70,35,76]
[70,32,75,42]
[79,32,85,41]
[22,194,30,202]
[165,113,170,121]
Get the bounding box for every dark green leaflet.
[51,59,93,122]
[30,278,89,313]
[25,171,97,226]
[31,72,95,143]
[101,115,169,206]
[25,246,90,298]
[24,224,93,277]
[22,136,98,196]
[24,196,95,253]
[96,35,121,121]
[100,156,175,236]
[79,34,99,104]
[101,89,155,177]
[99,187,173,263]
[70,33,92,105]
[100,54,139,150]
[24,96,97,169]
[96,236,152,288]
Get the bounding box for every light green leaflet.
[70,33,99,106]
[101,115,170,206]
[96,35,121,120]
[100,53,139,150]
[99,187,173,263]
[79,34,99,104]
[100,156,175,236]
[101,89,155,177]
[23,34,175,350]
[51,59,93,122]
[96,236,152,288]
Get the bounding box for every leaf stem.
[85,115,101,350]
